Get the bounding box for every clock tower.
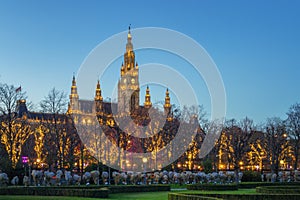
[118,26,140,113]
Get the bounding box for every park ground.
[0,188,257,200]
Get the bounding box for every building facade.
[67,27,172,126]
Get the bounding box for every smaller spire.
[144,85,152,108]
[164,88,171,108]
[95,80,103,101]
[97,80,100,89]
[69,74,79,112]
[70,75,78,96]
[67,102,71,114]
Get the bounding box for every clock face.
[131,78,135,84]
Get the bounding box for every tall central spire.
[126,25,133,52]
[118,25,140,113]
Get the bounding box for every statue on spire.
[126,24,133,52]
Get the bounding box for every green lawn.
[0,191,169,200]
[0,189,257,200]
[179,188,256,194]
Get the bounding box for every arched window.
[131,94,136,111]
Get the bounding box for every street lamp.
[22,156,29,176]
[142,157,148,184]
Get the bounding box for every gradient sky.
[0,0,299,123]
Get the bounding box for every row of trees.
[208,117,292,184]
[0,83,84,176]
[1,82,300,183]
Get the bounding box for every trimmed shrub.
[256,186,300,194]
[107,185,170,193]
[187,184,238,191]
[202,159,213,174]
[0,187,109,198]
[168,193,223,200]
[203,193,300,200]
[241,171,261,182]
[0,185,168,197]
[239,181,300,189]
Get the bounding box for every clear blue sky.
[0,0,299,123]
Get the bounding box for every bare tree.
[223,117,253,184]
[286,103,300,170]
[40,87,68,169]
[264,117,289,174]
[40,87,67,114]
[0,83,32,168]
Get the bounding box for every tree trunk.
[234,164,239,185]
[294,146,299,170]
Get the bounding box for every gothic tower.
[69,75,79,113]
[118,26,140,113]
[164,88,171,116]
[94,80,103,114]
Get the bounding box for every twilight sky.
[0,0,299,123]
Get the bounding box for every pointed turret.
[94,80,103,101]
[144,86,152,109]
[69,75,79,113]
[121,62,125,76]
[164,88,171,116]
[66,102,71,114]
[95,80,103,114]
[71,75,78,96]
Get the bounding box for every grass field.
[0,189,257,200]
[180,188,256,195]
[0,191,169,200]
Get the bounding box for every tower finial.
[126,24,133,52]
[72,74,76,86]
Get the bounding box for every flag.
[15,86,21,93]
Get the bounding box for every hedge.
[181,182,300,191]
[0,185,170,197]
[204,194,300,200]
[241,171,261,182]
[106,184,170,193]
[0,187,109,198]
[169,193,300,200]
[256,186,300,194]
[187,184,238,191]
[168,193,223,200]
[239,182,300,189]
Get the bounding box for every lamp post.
[22,156,29,172]
[142,157,148,184]
[22,156,30,184]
